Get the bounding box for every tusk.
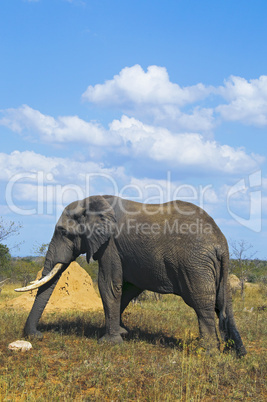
[15,263,64,292]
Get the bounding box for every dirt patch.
[229,274,241,291]
[2,262,103,313]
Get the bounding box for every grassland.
[0,283,266,401]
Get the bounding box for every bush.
[4,258,40,286]
[0,244,11,280]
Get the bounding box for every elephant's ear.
[83,196,116,262]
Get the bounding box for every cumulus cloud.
[217,75,267,126]
[153,105,215,133]
[82,65,215,133]
[1,150,127,217]
[83,66,267,130]
[1,149,223,215]
[83,65,211,107]
[1,68,266,177]
[0,150,124,183]
[0,105,113,146]
[128,176,219,206]
[3,70,266,159]
[0,105,263,175]
[110,115,263,174]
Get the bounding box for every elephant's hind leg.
[216,305,247,357]
[120,282,143,334]
[215,285,247,357]
[121,282,143,314]
[193,295,219,354]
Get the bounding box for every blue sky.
[0,0,267,259]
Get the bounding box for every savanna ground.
[0,283,266,401]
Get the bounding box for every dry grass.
[0,283,266,401]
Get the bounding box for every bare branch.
[0,218,22,243]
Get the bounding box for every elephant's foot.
[24,324,43,340]
[236,345,247,357]
[24,329,43,340]
[98,333,123,345]
[224,344,247,358]
[198,337,220,356]
[223,340,247,357]
[119,325,129,336]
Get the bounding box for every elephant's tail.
[219,251,229,333]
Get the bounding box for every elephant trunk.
[23,238,68,337]
[23,271,63,337]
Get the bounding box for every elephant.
[17,195,247,356]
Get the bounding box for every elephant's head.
[16,195,116,292]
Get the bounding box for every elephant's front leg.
[98,239,123,344]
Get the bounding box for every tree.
[0,217,22,245]
[0,217,22,281]
[0,244,11,280]
[33,243,49,257]
[32,242,49,268]
[10,259,39,287]
[230,240,256,299]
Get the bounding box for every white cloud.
[262,177,267,190]
[82,65,212,107]
[128,176,219,207]
[217,75,267,126]
[110,115,263,174]
[1,105,263,175]
[3,70,266,163]
[82,65,215,132]
[0,150,124,183]
[0,105,114,146]
[0,150,221,208]
[1,151,127,218]
[83,66,267,130]
[163,106,214,133]
[0,103,264,175]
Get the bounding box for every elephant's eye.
[58,226,68,236]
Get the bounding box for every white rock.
[243,307,254,313]
[8,340,32,352]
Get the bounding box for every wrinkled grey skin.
[24,195,246,356]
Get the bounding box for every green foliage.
[76,256,99,282]
[247,259,267,283]
[0,217,23,281]
[0,244,11,279]
[0,244,11,262]
[35,243,49,257]
[9,259,40,286]
[230,240,259,299]
[230,258,254,278]
[0,257,40,286]
[230,259,267,283]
